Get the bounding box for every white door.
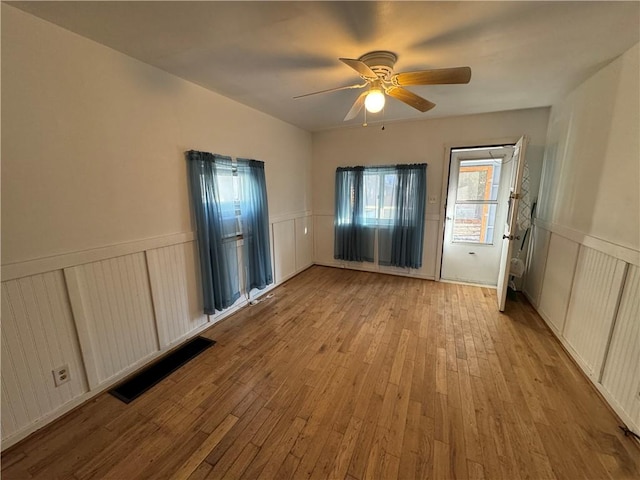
[441,146,514,285]
[497,136,528,311]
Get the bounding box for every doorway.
[440,145,514,285]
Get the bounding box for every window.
[451,159,502,244]
[216,166,243,239]
[187,151,273,313]
[363,171,399,224]
[335,163,427,268]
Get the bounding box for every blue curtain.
[237,158,273,291]
[334,167,374,262]
[380,163,427,269]
[187,150,241,314]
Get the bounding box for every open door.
[496,136,528,311]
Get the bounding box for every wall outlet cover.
[52,365,70,387]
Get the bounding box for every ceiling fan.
[294,51,471,121]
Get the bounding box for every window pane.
[216,171,241,238]
[380,174,397,219]
[216,172,235,202]
[452,203,497,244]
[363,173,379,220]
[456,159,501,201]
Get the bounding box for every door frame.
[435,137,522,282]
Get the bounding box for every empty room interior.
[2,1,639,479]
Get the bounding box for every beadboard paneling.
[524,224,551,307]
[538,233,579,333]
[68,253,159,385]
[273,219,296,282]
[295,215,313,272]
[601,265,640,431]
[1,271,88,438]
[563,246,627,380]
[146,241,208,348]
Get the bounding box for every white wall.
[1,5,312,265]
[312,108,550,279]
[1,5,313,448]
[536,45,639,252]
[525,43,640,433]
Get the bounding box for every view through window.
[363,171,398,224]
[452,159,502,244]
[216,166,243,238]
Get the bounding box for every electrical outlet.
[428,195,437,204]
[52,364,70,387]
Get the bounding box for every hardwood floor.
[2,266,639,479]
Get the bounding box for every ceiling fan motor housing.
[358,51,397,81]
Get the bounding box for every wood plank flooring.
[2,266,639,479]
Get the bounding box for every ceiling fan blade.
[339,58,378,79]
[344,91,368,121]
[393,66,471,86]
[386,87,436,112]
[293,82,367,99]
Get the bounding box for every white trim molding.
[534,218,639,266]
[269,210,313,225]
[2,232,196,281]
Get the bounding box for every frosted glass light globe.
[365,89,385,113]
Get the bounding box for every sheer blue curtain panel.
[237,158,273,291]
[187,150,241,314]
[334,167,375,262]
[382,163,427,269]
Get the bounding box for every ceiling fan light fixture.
[365,89,385,113]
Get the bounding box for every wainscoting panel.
[538,233,579,333]
[422,218,440,279]
[523,224,551,307]
[601,264,640,431]
[1,271,88,439]
[563,246,627,380]
[313,215,338,267]
[146,241,207,349]
[69,253,159,385]
[272,219,296,283]
[295,215,313,272]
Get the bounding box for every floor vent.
[109,336,215,403]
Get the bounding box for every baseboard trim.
[313,261,436,281]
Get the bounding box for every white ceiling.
[9,1,640,132]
